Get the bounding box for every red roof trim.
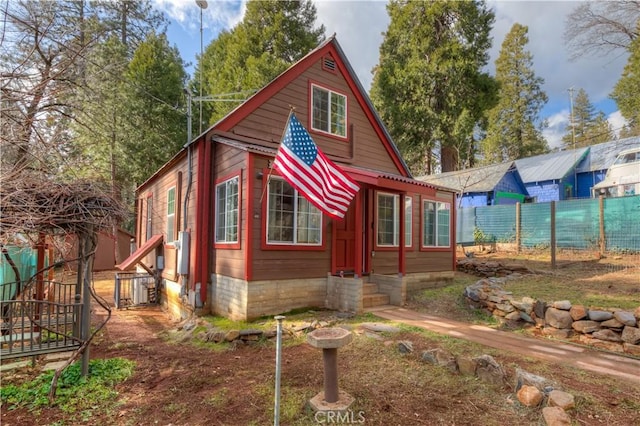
[115,234,163,271]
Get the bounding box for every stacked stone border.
[463,276,640,356]
[364,324,577,426]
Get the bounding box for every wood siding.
[137,149,197,278]
[211,144,247,279]
[229,59,402,175]
[248,155,332,281]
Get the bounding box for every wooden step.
[363,293,390,308]
[363,283,379,295]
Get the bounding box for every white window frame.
[422,201,451,248]
[166,187,176,243]
[266,178,322,246]
[376,193,412,247]
[311,84,347,138]
[215,176,240,244]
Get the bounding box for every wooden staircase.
[363,282,390,308]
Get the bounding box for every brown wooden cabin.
[117,36,457,321]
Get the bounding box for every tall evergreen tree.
[121,32,187,186]
[562,88,614,148]
[370,0,497,174]
[611,23,640,138]
[197,0,325,125]
[481,24,548,163]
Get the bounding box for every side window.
[311,84,347,138]
[215,176,240,244]
[166,187,176,243]
[376,193,412,247]
[422,200,450,248]
[146,194,153,241]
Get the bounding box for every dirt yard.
[1,255,639,425]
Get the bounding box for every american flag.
[273,113,359,219]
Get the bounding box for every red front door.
[333,203,356,275]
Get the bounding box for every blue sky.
[156,0,629,149]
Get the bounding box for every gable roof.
[415,162,517,193]
[139,36,412,192]
[576,136,640,173]
[515,147,589,183]
[207,35,411,177]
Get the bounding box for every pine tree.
[611,23,640,138]
[197,0,325,125]
[122,32,187,185]
[562,88,614,148]
[370,0,497,174]
[481,23,548,163]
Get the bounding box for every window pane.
[423,201,435,246]
[167,188,175,241]
[437,203,450,247]
[296,195,321,244]
[405,197,412,247]
[377,194,396,246]
[268,180,294,243]
[312,87,329,132]
[215,178,239,243]
[330,92,346,137]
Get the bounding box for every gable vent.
[322,56,336,72]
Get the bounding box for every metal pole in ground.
[274,315,285,426]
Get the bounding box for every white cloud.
[543,109,570,150]
[153,0,245,33]
[314,1,388,91]
[608,110,628,137]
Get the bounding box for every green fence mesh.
[604,196,640,252]
[555,198,600,249]
[457,195,640,253]
[476,205,516,244]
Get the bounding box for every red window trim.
[373,191,414,252]
[260,168,326,251]
[214,170,242,250]
[419,197,452,252]
[308,79,349,143]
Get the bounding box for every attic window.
[322,55,336,73]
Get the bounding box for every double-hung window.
[422,201,450,247]
[145,195,153,242]
[166,187,176,243]
[311,84,347,138]
[376,193,412,247]
[267,178,322,246]
[215,176,239,244]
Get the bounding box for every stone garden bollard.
[307,327,354,412]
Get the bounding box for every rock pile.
[376,323,577,426]
[457,258,534,277]
[463,277,640,355]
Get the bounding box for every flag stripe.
[274,150,350,214]
[273,114,359,219]
[275,146,354,207]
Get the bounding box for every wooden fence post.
[515,202,521,254]
[550,201,556,269]
[598,195,605,256]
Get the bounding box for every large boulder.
[545,308,573,329]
